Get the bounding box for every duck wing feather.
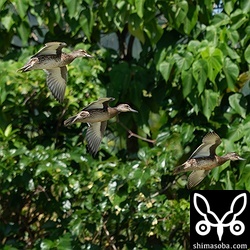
[189,132,221,159]
[44,66,67,103]
[32,42,67,57]
[83,97,115,111]
[86,121,107,156]
[187,170,210,189]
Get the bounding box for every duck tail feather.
[64,115,78,126]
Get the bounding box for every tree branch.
[118,120,156,145]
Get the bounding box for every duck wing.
[86,121,107,156]
[187,170,210,189]
[44,66,67,103]
[83,97,115,111]
[189,132,221,159]
[32,42,67,57]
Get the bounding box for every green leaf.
[128,23,145,43]
[223,0,236,15]
[57,233,72,250]
[223,58,239,90]
[237,165,250,191]
[181,70,193,97]
[224,171,234,190]
[173,52,193,71]
[212,13,230,27]
[227,126,245,142]
[183,5,198,34]
[0,0,7,10]
[128,14,145,43]
[201,89,220,120]
[219,43,240,60]
[40,239,55,250]
[14,0,29,19]
[135,0,145,18]
[201,47,223,83]
[230,9,247,30]
[244,44,250,63]
[226,29,239,46]
[228,93,247,118]
[64,0,79,18]
[240,0,250,14]
[159,61,173,82]
[4,124,12,137]
[144,20,163,44]
[192,59,208,94]
[187,40,200,54]
[206,26,218,44]
[0,84,7,104]
[174,1,188,28]
[79,8,94,40]
[17,21,30,46]
[1,15,15,31]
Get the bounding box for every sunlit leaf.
[223,0,236,15]
[4,124,12,137]
[1,15,15,31]
[201,47,223,83]
[135,0,145,18]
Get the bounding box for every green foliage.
[0,0,250,249]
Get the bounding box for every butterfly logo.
[193,193,247,241]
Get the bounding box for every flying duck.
[18,42,92,102]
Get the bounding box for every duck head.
[225,152,245,161]
[116,104,138,113]
[72,49,93,58]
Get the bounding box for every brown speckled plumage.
[18,42,92,103]
[64,97,138,156]
[174,132,244,189]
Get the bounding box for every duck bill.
[130,108,138,113]
[238,157,245,160]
